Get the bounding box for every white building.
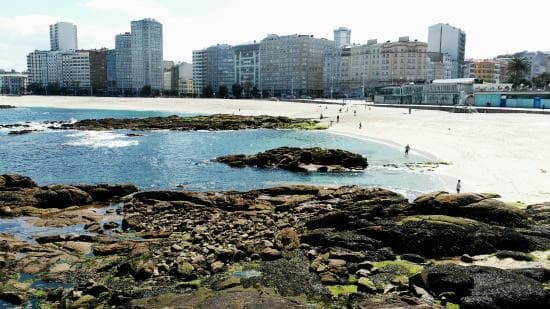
[27,50,49,86]
[0,73,28,95]
[192,49,208,95]
[50,22,78,51]
[428,23,466,78]
[131,18,163,91]
[115,32,133,92]
[334,27,351,48]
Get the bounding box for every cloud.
[83,0,170,19]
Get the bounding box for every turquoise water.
[0,107,445,198]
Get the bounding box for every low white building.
[0,73,28,95]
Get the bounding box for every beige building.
[464,59,501,83]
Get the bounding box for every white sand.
[2,95,550,204]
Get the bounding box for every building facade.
[428,23,466,78]
[27,50,49,87]
[334,27,351,48]
[50,22,78,51]
[105,49,117,95]
[115,32,133,93]
[192,49,208,95]
[131,19,163,91]
[234,43,260,96]
[0,73,28,95]
[260,34,334,97]
[206,44,235,95]
[463,59,501,83]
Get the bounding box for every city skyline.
[2,0,550,71]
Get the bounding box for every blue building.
[105,49,117,95]
[475,92,550,109]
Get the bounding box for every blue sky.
[1,0,549,71]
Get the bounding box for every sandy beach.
[2,95,550,204]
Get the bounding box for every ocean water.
[0,107,446,199]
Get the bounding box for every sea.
[0,106,447,199]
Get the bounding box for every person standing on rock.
[456,179,462,193]
[405,144,410,156]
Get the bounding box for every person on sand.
[405,144,410,156]
[336,115,340,123]
[320,113,324,120]
[329,120,334,127]
[354,110,357,117]
[456,179,462,193]
[359,122,362,129]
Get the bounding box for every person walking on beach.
[320,113,324,120]
[354,110,357,117]
[456,180,462,193]
[359,122,362,129]
[330,120,334,127]
[408,107,411,114]
[336,115,340,123]
[405,144,410,156]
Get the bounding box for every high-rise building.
[206,44,235,94]
[162,61,175,91]
[192,49,208,95]
[428,23,466,77]
[131,18,163,91]
[260,34,335,97]
[0,73,28,95]
[234,42,260,96]
[334,27,351,48]
[87,50,108,95]
[177,62,193,96]
[49,22,78,51]
[115,32,132,93]
[27,50,49,87]
[105,49,117,94]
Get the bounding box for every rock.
[216,147,367,172]
[70,294,96,308]
[85,284,109,297]
[421,264,548,308]
[210,261,225,273]
[260,247,282,261]
[320,272,339,284]
[62,114,323,132]
[413,191,528,227]
[357,277,377,292]
[122,214,146,231]
[495,250,534,261]
[215,277,241,290]
[460,254,474,263]
[74,184,138,201]
[526,202,550,224]
[176,262,195,278]
[103,221,119,230]
[401,254,426,264]
[0,105,16,109]
[135,260,156,280]
[0,291,25,305]
[275,228,300,250]
[0,174,37,188]
[8,130,36,135]
[0,206,14,216]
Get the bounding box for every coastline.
[2,95,549,204]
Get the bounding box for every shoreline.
[2,95,550,204]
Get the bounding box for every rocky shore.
[1,175,549,308]
[57,114,325,131]
[216,147,368,172]
[0,105,16,109]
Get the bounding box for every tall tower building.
[115,32,133,92]
[49,22,78,51]
[334,27,351,48]
[428,23,466,77]
[130,18,163,91]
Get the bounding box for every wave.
[64,131,139,148]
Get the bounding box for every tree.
[140,85,152,97]
[506,56,531,88]
[251,86,260,98]
[46,82,61,95]
[532,72,550,89]
[232,83,243,99]
[218,85,228,98]
[27,83,45,95]
[202,85,214,98]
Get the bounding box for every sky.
[1,0,549,71]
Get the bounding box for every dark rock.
[85,284,109,297]
[0,105,16,109]
[61,114,322,132]
[216,147,368,172]
[421,264,548,308]
[0,174,37,188]
[0,291,25,305]
[460,254,474,263]
[511,268,550,283]
[401,253,427,264]
[526,202,550,224]
[74,184,138,201]
[495,250,534,261]
[103,221,119,230]
[413,192,528,227]
[34,185,93,208]
[364,247,396,262]
[260,247,282,261]
[8,129,36,135]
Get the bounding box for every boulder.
[0,174,37,188]
[216,147,367,172]
[421,264,548,309]
[413,192,528,227]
